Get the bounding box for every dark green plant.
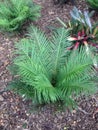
[9,26,98,108]
[87,0,98,10]
[0,0,41,32]
[53,0,75,5]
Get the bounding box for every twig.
[92,95,98,106]
[78,106,92,115]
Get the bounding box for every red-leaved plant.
[57,7,98,67]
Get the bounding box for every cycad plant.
[87,0,98,10]
[9,26,98,108]
[0,0,41,32]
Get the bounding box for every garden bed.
[0,0,98,130]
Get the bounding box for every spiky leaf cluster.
[0,0,41,32]
[9,26,98,108]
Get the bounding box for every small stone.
[72,110,76,114]
[48,11,54,15]
[0,47,4,51]
[64,126,68,130]
[0,95,4,101]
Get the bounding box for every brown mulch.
[0,0,98,130]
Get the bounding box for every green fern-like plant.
[0,0,41,32]
[87,0,98,10]
[9,26,98,108]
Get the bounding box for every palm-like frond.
[33,74,59,103]
[51,28,71,75]
[28,26,53,79]
[9,26,98,108]
[57,48,96,97]
[14,39,49,81]
[8,79,35,99]
[13,28,59,103]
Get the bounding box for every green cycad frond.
[51,28,71,75]
[13,29,58,103]
[34,74,59,104]
[57,48,97,97]
[14,38,51,81]
[8,79,35,100]
[28,26,52,78]
[9,26,98,108]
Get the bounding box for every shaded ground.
[0,0,98,130]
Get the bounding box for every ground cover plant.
[0,0,41,32]
[9,26,98,108]
[87,0,98,10]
